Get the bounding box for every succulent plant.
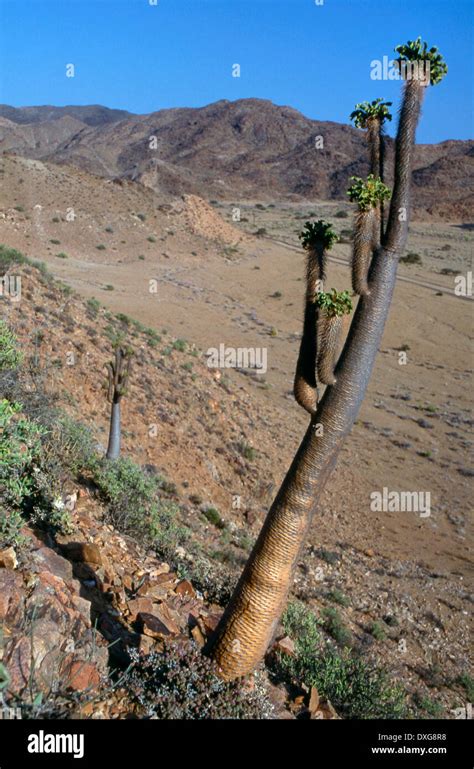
[347,175,391,211]
[394,37,447,85]
[350,98,392,128]
[299,220,339,251]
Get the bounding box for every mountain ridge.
[1,99,472,219]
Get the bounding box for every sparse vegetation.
[92,456,185,554]
[400,251,422,265]
[237,441,256,461]
[368,620,387,641]
[272,602,407,719]
[86,297,101,318]
[127,644,273,719]
[0,321,22,372]
[202,507,225,529]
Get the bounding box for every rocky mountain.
[0,104,133,126]
[1,99,472,219]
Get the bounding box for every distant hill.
[0,104,133,126]
[1,99,472,219]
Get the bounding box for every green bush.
[0,400,44,510]
[327,588,350,607]
[274,602,406,719]
[369,620,387,641]
[202,507,225,529]
[457,673,474,702]
[316,289,352,318]
[322,606,352,646]
[0,244,27,272]
[0,402,101,547]
[86,297,101,318]
[400,252,422,265]
[40,413,98,478]
[91,458,186,557]
[0,322,22,372]
[0,400,46,547]
[237,441,256,461]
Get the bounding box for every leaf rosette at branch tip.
[315,289,353,318]
[350,98,393,128]
[394,37,448,85]
[347,174,391,212]
[299,220,339,251]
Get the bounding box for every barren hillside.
[1,99,472,219]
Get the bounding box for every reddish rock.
[154,603,181,633]
[175,579,196,598]
[137,603,180,637]
[122,574,134,591]
[245,509,257,525]
[0,546,18,569]
[137,634,162,656]
[149,564,170,578]
[154,571,176,585]
[71,594,93,624]
[273,635,296,656]
[61,542,102,565]
[314,698,339,720]
[0,570,24,624]
[145,585,169,602]
[308,686,320,714]
[4,636,31,693]
[127,597,153,621]
[198,612,222,636]
[136,576,151,596]
[62,658,101,692]
[137,612,174,639]
[31,546,73,583]
[191,625,206,647]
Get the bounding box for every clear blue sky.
[0,0,472,143]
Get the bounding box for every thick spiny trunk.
[293,302,318,415]
[367,119,381,178]
[317,313,345,386]
[367,118,385,245]
[206,249,397,679]
[106,400,121,460]
[379,124,386,243]
[352,207,380,296]
[207,78,424,681]
[293,244,324,416]
[385,79,424,252]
